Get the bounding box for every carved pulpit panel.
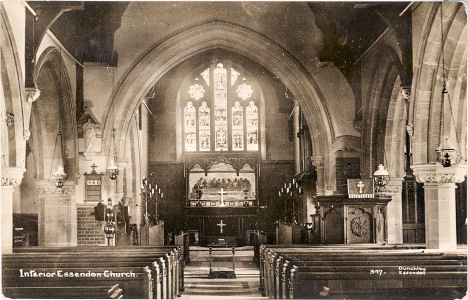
[346,207,372,243]
[321,207,344,244]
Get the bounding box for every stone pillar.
[293,104,301,175]
[378,178,403,244]
[1,167,25,253]
[36,180,77,247]
[412,164,466,249]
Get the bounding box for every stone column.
[412,164,466,249]
[378,178,404,244]
[36,180,77,247]
[1,167,25,253]
[293,104,301,175]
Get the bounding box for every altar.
[185,206,260,246]
[183,156,261,246]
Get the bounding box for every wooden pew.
[2,246,183,299]
[3,284,124,299]
[259,245,467,299]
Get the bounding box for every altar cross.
[217,220,226,234]
[218,188,227,207]
[357,181,365,194]
[91,163,98,174]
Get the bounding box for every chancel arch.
[102,21,336,194]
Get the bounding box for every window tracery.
[182,62,260,152]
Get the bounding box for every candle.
[279,191,281,197]
[159,188,161,194]
[155,184,158,190]
[289,183,292,188]
[161,193,164,198]
[292,178,295,184]
[152,188,155,194]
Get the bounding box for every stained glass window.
[236,83,253,100]
[184,101,196,151]
[214,63,228,151]
[201,68,210,86]
[183,62,260,152]
[188,83,205,100]
[199,101,210,151]
[231,68,240,86]
[232,101,244,151]
[246,101,259,151]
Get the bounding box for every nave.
[3,243,466,299]
[1,1,467,299]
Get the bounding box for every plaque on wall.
[84,164,103,202]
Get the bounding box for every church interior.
[1,1,467,299]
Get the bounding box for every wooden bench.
[3,246,183,299]
[259,245,467,299]
[3,284,124,299]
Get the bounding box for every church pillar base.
[378,178,403,244]
[1,186,14,253]
[412,164,466,250]
[1,167,25,253]
[36,180,77,247]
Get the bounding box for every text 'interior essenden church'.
[1,1,467,299]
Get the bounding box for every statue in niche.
[83,118,98,153]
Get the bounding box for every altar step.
[189,246,254,262]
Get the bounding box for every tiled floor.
[180,261,266,299]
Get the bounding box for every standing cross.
[217,220,226,234]
[91,163,98,174]
[357,181,365,194]
[218,188,227,207]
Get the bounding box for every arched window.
[182,62,260,152]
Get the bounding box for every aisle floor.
[180,261,266,299]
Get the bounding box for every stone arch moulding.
[102,21,336,190]
[361,45,404,178]
[411,2,466,164]
[33,46,79,180]
[1,6,26,170]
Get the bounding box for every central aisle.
[180,246,266,299]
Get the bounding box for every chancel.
[1,1,467,299]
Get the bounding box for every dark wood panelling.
[148,162,186,236]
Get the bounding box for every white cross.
[218,188,227,207]
[217,220,226,234]
[357,181,365,194]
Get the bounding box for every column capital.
[25,87,41,104]
[399,86,411,102]
[35,180,76,197]
[310,155,324,167]
[411,164,466,184]
[377,177,404,194]
[1,167,25,186]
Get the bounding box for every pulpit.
[317,195,391,244]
